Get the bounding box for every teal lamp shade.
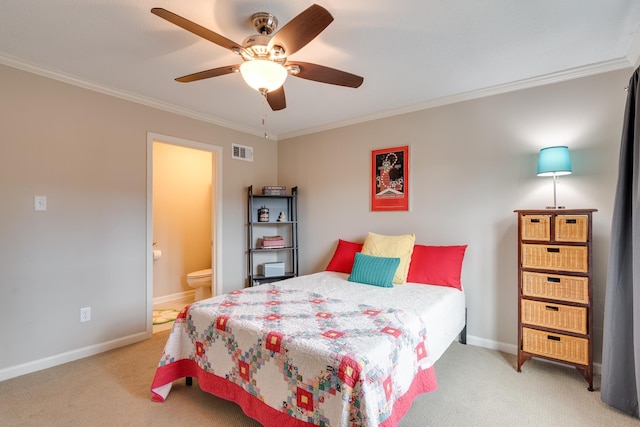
[537,146,572,176]
[537,146,572,209]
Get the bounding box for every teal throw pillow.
[348,252,400,288]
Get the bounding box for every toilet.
[186,268,212,300]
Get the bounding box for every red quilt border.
[150,359,438,427]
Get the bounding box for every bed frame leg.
[459,308,467,345]
[186,377,192,386]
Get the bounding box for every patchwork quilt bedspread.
[151,280,438,426]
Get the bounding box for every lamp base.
[545,206,566,209]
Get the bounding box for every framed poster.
[371,145,409,211]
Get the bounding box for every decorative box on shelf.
[262,186,286,196]
[262,262,285,277]
[261,235,286,248]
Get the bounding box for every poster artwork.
[371,146,409,211]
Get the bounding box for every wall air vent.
[232,143,253,162]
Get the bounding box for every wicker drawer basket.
[521,244,588,273]
[521,215,550,241]
[555,215,588,242]
[521,271,589,304]
[521,300,587,334]
[522,327,588,365]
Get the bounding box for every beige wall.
[278,68,631,365]
[0,63,277,378]
[152,142,212,298]
[0,60,631,379]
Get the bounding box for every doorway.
[146,132,222,333]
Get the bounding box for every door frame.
[146,132,223,333]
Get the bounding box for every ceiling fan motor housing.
[241,34,286,63]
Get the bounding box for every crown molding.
[0,53,265,139]
[627,27,640,69]
[1,52,632,142]
[279,58,634,140]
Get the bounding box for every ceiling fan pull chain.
[262,96,269,139]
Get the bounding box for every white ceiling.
[1,1,640,139]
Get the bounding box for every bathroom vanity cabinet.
[247,185,298,286]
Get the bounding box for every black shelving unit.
[247,185,298,286]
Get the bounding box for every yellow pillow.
[361,232,415,284]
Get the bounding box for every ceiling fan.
[151,4,364,111]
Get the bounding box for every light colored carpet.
[0,332,636,427]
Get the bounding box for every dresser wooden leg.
[517,352,532,372]
[576,366,593,391]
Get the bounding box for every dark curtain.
[601,67,640,418]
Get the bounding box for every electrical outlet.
[80,307,91,323]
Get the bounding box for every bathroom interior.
[152,141,214,332]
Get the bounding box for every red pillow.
[406,245,467,290]
[325,239,363,273]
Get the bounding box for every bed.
[150,269,466,426]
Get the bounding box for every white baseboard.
[1,291,194,382]
[466,334,518,354]
[153,290,195,305]
[0,331,149,382]
[466,334,602,375]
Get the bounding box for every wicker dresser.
[514,209,596,391]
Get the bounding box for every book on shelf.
[262,186,286,195]
[262,235,284,240]
[261,235,285,248]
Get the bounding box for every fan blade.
[266,87,286,111]
[287,62,363,88]
[175,65,239,83]
[267,4,333,56]
[151,8,244,52]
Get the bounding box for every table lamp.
[537,146,572,209]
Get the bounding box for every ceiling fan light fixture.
[152,5,362,111]
[239,60,288,93]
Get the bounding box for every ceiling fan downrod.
[251,12,278,35]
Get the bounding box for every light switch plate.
[34,195,47,211]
